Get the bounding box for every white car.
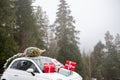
[1,56,82,80]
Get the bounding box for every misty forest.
[0,0,120,80]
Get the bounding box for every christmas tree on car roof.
[4,47,46,69]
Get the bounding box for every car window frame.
[9,59,40,73]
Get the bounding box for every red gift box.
[44,63,55,73]
[65,60,76,71]
[57,66,65,72]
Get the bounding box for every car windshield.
[32,56,63,71]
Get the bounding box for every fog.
[34,0,120,53]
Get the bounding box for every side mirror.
[27,68,34,73]
[26,68,35,76]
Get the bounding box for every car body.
[1,56,82,80]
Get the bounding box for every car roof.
[15,56,53,61]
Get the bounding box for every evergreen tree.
[114,33,120,54]
[0,0,18,73]
[34,6,49,49]
[55,0,84,77]
[113,33,120,79]
[104,31,114,53]
[91,41,104,80]
[14,0,37,52]
[46,24,58,58]
[103,31,119,80]
[82,52,91,80]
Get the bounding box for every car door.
[8,60,37,80]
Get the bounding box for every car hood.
[36,72,82,80]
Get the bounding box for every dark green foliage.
[91,41,104,80]
[104,31,114,53]
[14,0,37,52]
[89,31,120,80]
[102,31,120,80]
[0,0,18,73]
[0,0,49,73]
[55,0,85,78]
[114,33,120,54]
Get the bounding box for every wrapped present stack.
[44,63,55,73]
[58,60,76,76]
[59,68,71,76]
[65,60,76,71]
[57,66,65,72]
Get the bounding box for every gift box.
[59,68,71,76]
[44,63,55,73]
[57,66,65,72]
[65,60,76,71]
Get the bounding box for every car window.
[32,57,63,72]
[10,60,39,73]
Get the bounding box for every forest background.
[0,0,120,80]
